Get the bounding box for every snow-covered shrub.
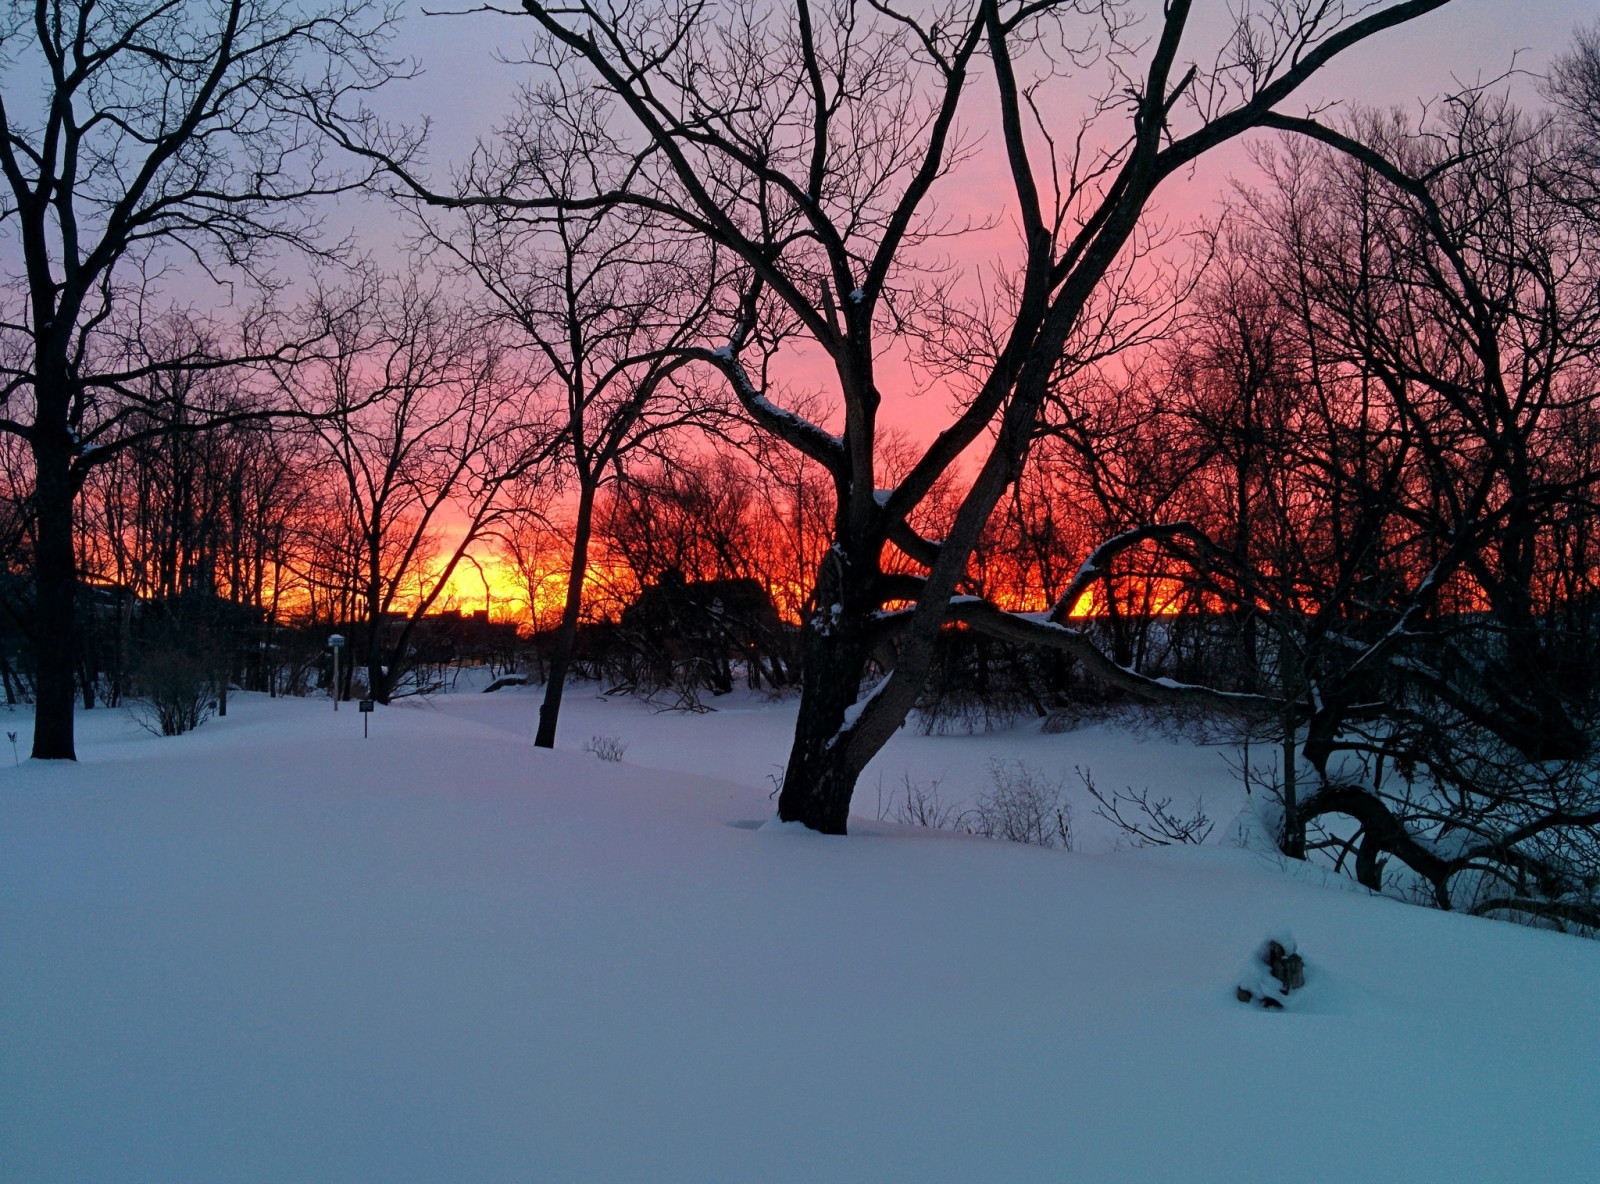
[583,734,627,762]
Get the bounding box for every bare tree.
[1042,82,1600,924]
[75,356,316,707]
[599,444,800,695]
[333,0,1452,827]
[1219,92,1600,923]
[491,470,569,649]
[523,1,1452,830]
[290,273,553,703]
[1548,19,1600,171]
[420,92,729,746]
[0,0,406,757]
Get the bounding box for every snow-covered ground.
[3,687,1597,1182]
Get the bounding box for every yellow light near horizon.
[429,553,529,622]
[246,528,1204,632]
[427,546,644,628]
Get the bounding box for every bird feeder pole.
[328,634,346,711]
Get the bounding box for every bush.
[890,774,964,829]
[583,734,627,762]
[968,759,1073,849]
[887,761,1073,850]
[129,647,215,736]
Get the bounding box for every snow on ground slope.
[2,692,1597,1183]
[2,678,1245,848]
[434,679,1245,849]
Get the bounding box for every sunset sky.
[2,1,1558,621]
[362,1,1592,618]
[347,0,1589,439]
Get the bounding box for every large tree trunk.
[776,546,879,833]
[534,483,595,749]
[776,390,1044,832]
[30,407,78,760]
[775,625,876,833]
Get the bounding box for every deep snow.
[2,687,1596,1182]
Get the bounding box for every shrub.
[968,759,1073,849]
[891,774,964,830]
[129,647,215,736]
[583,734,627,762]
[886,761,1073,849]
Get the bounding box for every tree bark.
[365,560,391,705]
[535,482,596,749]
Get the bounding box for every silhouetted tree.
[290,274,553,703]
[339,0,1455,830]
[0,0,406,757]
[418,93,729,746]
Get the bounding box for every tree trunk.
[0,646,19,705]
[77,647,96,709]
[1278,634,1304,859]
[1280,705,1302,858]
[366,615,390,704]
[775,623,876,833]
[776,546,878,833]
[30,419,78,760]
[534,483,595,749]
[363,543,392,704]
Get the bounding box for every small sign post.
[359,698,374,738]
[328,634,346,711]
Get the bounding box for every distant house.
[391,608,522,665]
[618,569,791,693]
[621,570,779,637]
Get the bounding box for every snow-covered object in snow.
[1235,929,1306,1009]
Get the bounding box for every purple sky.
[336,1,1593,445]
[330,0,1591,600]
[365,0,1588,211]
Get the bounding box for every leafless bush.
[913,688,1035,736]
[1040,704,1112,734]
[886,762,1073,849]
[968,759,1073,849]
[1078,767,1214,847]
[1042,699,1233,746]
[583,734,627,762]
[129,648,215,737]
[891,774,964,830]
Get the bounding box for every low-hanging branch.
[854,586,1286,717]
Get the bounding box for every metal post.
[328,634,346,711]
